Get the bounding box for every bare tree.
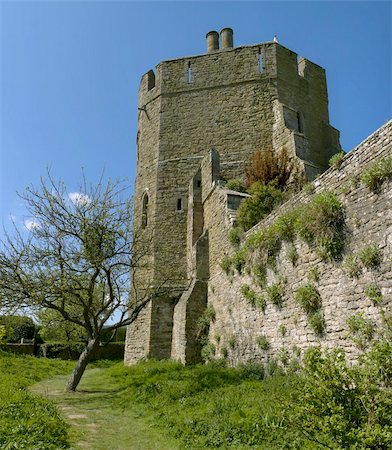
[0,174,163,391]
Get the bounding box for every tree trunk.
[66,338,99,391]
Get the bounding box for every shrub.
[278,324,287,337]
[307,266,320,283]
[220,346,228,358]
[228,227,241,247]
[346,313,374,350]
[232,249,246,274]
[240,285,257,307]
[343,254,362,278]
[201,342,216,362]
[328,151,345,169]
[308,311,326,336]
[286,244,298,266]
[302,182,315,195]
[196,305,216,344]
[358,244,381,269]
[220,256,232,275]
[0,315,36,343]
[225,179,246,193]
[228,337,236,349]
[294,283,321,314]
[289,342,392,448]
[237,182,285,231]
[278,347,290,366]
[256,335,270,351]
[266,282,284,308]
[252,264,267,287]
[295,192,345,260]
[255,295,267,312]
[244,147,292,190]
[361,156,392,191]
[364,284,383,305]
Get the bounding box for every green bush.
[221,255,232,275]
[294,283,321,314]
[278,324,287,337]
[228,227,241,247]
[328,151,345,169]
[343,254,362,278]
[232,249,246,274]
[286,244,298,266]
[240,284,257,307]
[196,305,216,344]
[237,182,285,231]
[289,341,392,449]
[307,266,320,283]
[346,313,374,350]
[256,335,270,351]
[221,346,228,358]
[0,315,36,343]
[358,244,382,269]
[361,156,392,191]
[266,282,284,308]
[252,264,267,287]
[308,311,326,336]
[228,337,236,349]
[225,179,246,193]
[201,342,216,362]
[364,284,383,305]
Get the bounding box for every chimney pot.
[220,28,234,49]
[206,31,219,53]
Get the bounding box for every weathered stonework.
[125,29,353,365]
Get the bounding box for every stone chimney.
[220,28,233,49]
[206,31,219,53]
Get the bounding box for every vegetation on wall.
[294,283,325,336]
[346,313,374,350]
[328,151,345,169]
[361,156,392,191]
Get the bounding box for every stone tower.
[124,29,341,364]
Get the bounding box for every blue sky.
[1,1,391,233]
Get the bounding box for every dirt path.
[31,368,180,450]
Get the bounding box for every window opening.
[176,198,183,211]
[197,180,201,188]
[187,62,192,83]
[297,112,303,133]
[142,193,149,228]
[258,49,264,73]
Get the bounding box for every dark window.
[142,193,149,228]
[177,198,182,211]
[187,62,192,83]
[197,180,201,188]
[297,112,303,133]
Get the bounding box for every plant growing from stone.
[228,336,236,349]
[266,282,284,308]
[225,178,246,193]
[286,243,298,266]
[364,284,383,305]
[228,227,242,248]
[346,313,374,350]
[294,283,321,314]
[220,346,228,358]
[307,266,320,283]
[196,305,216,345]
[201,342,216,362]
[358,244,381,270]
[308,310,326,336]
[278,324,287,337]
[240,284,257,307]
[220,256,232,275]
[329,151,345,169]
[256,334,270,351]
[361,156,392,191]
[342,254,362,278]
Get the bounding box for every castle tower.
[124,29,341,364]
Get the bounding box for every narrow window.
[176,198,182,211]
[297,112,303,133]
[258,49,264,73]
[141,193,149,228]
[187,62,192,83]
[197,180,201,188]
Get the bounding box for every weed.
[302,182,315,195]
[342,254,362,278]
[252,264,267,287]
[358,244,381,269]
[266,282,284,308]
[346,313,374,349]
[220,256,232,275]
[240,284,257,307]
[201,342,216,362]
[329,151,345,169]
[307,266,320,283]
[256,335,270,351]
[278,324,287,337]
[255,294,267,312]
[364,284,383,305]
[232,249,247,274]
[228,227,242,247]
[294,283,321,314]
[215,335,221,344]
[196,305,216,343]
[220,346,228,358]
[361,156,392,191]
[308,310,326,336]
[278,347,290,366]
[225,179,246,193]
[287,243,298,266]
[228,336,236,349]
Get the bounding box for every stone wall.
[205,120,391,365]
[125,34,342,364]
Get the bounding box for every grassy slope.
[0,350,74,449]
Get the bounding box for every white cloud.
[68,192,91,206]
[24,219,40,230]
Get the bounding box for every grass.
[0,350,74,449]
